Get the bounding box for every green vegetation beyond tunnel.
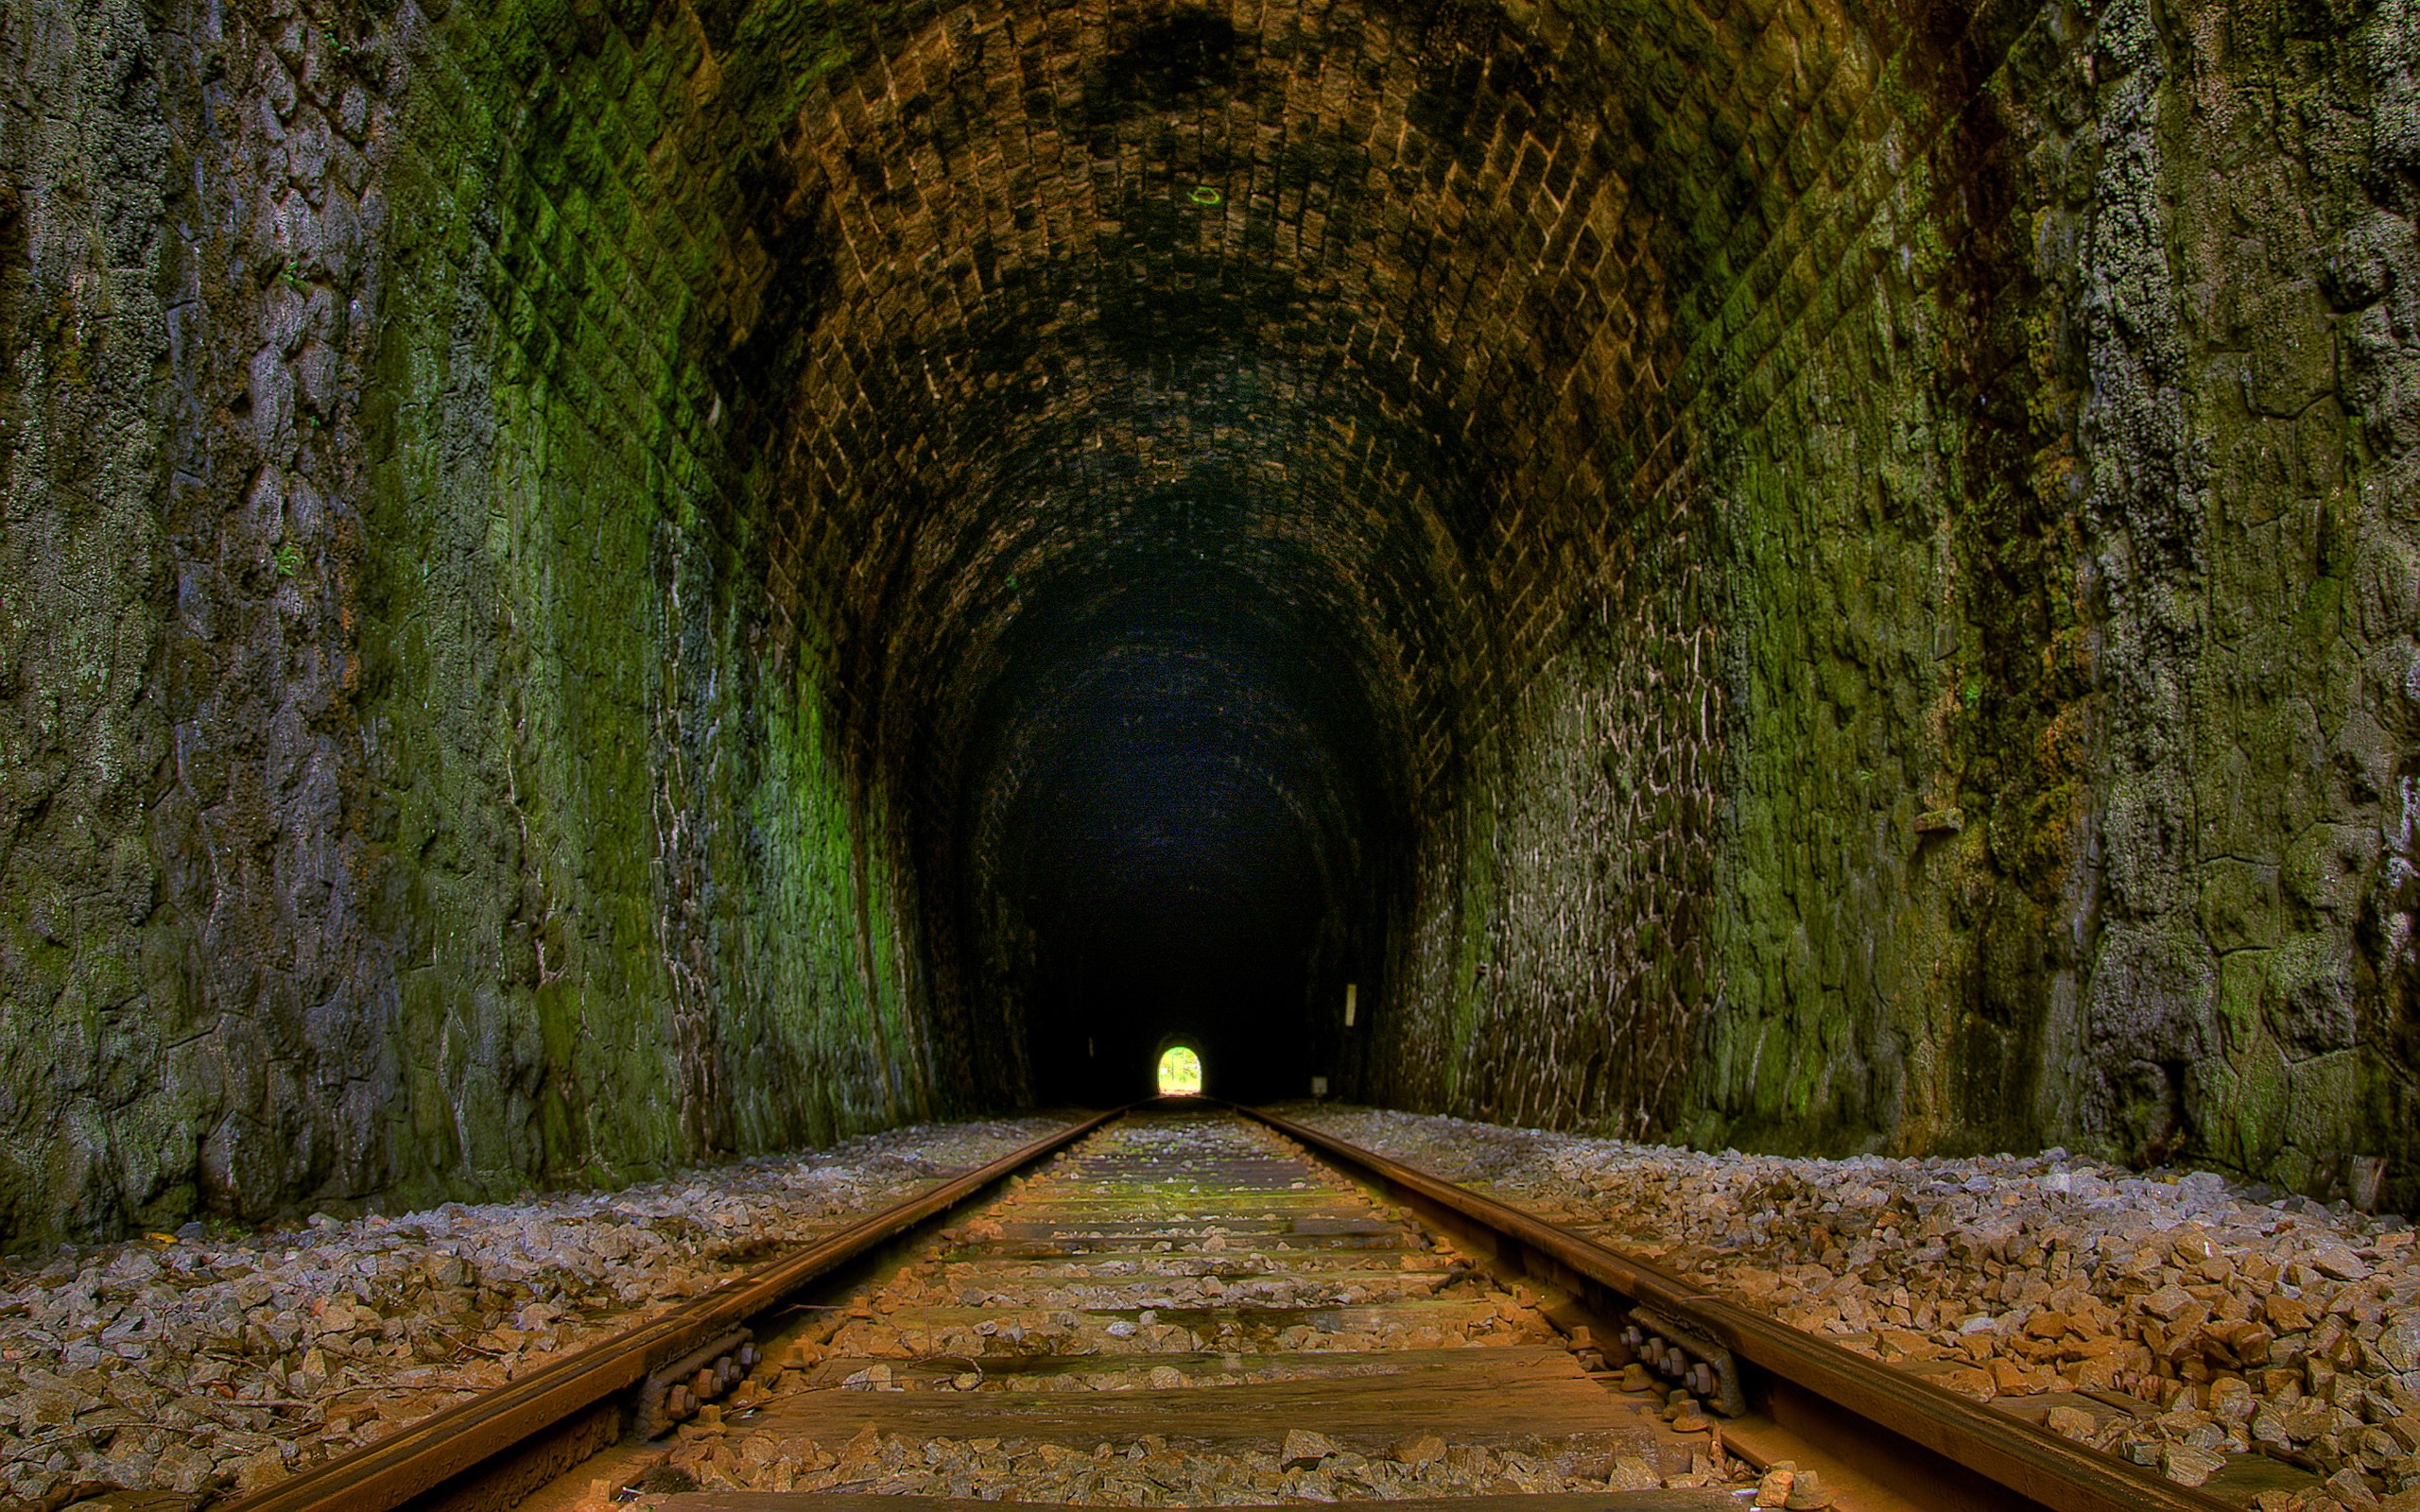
[2,0,2417,1242]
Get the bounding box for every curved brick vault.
[542,0,1835,1125]
[3,0,2417,1238]
[759,0,1754,1111]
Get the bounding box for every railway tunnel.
[645,0,1733,1124]
[4,0,2420,1246]
[9,0,2420,1503]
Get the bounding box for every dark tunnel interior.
[564,0,1785,1150]
[952,514,1402,1106]
[735,0,1623,1119]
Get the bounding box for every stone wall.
[1676,0,2420,1212]
[2,0,2415,1241]
[0,0,179,1240]
[0,0,935,1243]
[1375,548,1722,1137]
[1330,0,2419,1218]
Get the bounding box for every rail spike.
[1628,1302,1747,1417]
[632,1326,754,1438]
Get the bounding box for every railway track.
[216,1104,2262,1512]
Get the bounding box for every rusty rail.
[1241,1103,2237,1512]
[216,1108,1120,1512]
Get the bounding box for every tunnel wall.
[1375,549,1722,1136]
[1349,0,2420,1210]
[350,0,942,1194]
[2,0,2417,1242]
[0,0,937,1241]
[1685,0,2420,1208]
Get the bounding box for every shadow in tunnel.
[955,543,1398,1107]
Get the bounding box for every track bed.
[223,1104,2251,1512]
[614,1108,1732,1508]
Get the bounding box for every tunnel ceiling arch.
[635,0,1866,1110]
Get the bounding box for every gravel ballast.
[0,1115,1077,1510]
[1283,1105,2420,1511]
[11,1102,2414,1511]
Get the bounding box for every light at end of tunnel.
[1343,983,1357,1028]
[1158,1046,1203,1096]
[1310,1075,1329,1098]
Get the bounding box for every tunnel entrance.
[1156,1046,1204,1097]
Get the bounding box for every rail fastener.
[631,1328,754,1438]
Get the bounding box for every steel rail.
[1241,1103,2237,1512]
[216,1108,1122,1512]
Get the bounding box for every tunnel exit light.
[1157,1046,1203,1096]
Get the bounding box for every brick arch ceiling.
[573,0,1958,1098]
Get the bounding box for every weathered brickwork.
[3,0,2416,1240]
[0,0,178,1238]
[0,0,940,1241]
[1678,0,2420,1216]
[322,0,948,1203]
[2149,0,2420,1200]
[1375,551,1724,1136]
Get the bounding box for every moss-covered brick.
[5,0,2418,1241]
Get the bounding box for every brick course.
[0,0,2413,1236]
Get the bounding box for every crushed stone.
[617,1422,1749,1506]
[0,1115,1075,1510]
[611,1111,1759,1506]
[1283,1104,2420,1512]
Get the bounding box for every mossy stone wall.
[0,0,937,1243]
[2,0,2415,1241]
[1350,0,2419,1210]
[1679,0,2420,1211]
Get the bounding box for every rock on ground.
[621,1423,1748,1506]
[0,1116,1074,1509]
[1285,1104,2420,1511]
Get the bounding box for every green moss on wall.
[5,0,2416,1240]
[344,0,938,1202]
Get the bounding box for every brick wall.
[4,0,2416,1238]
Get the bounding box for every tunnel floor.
[640,1107,1737,1502]
[0,1108,2411,1505]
